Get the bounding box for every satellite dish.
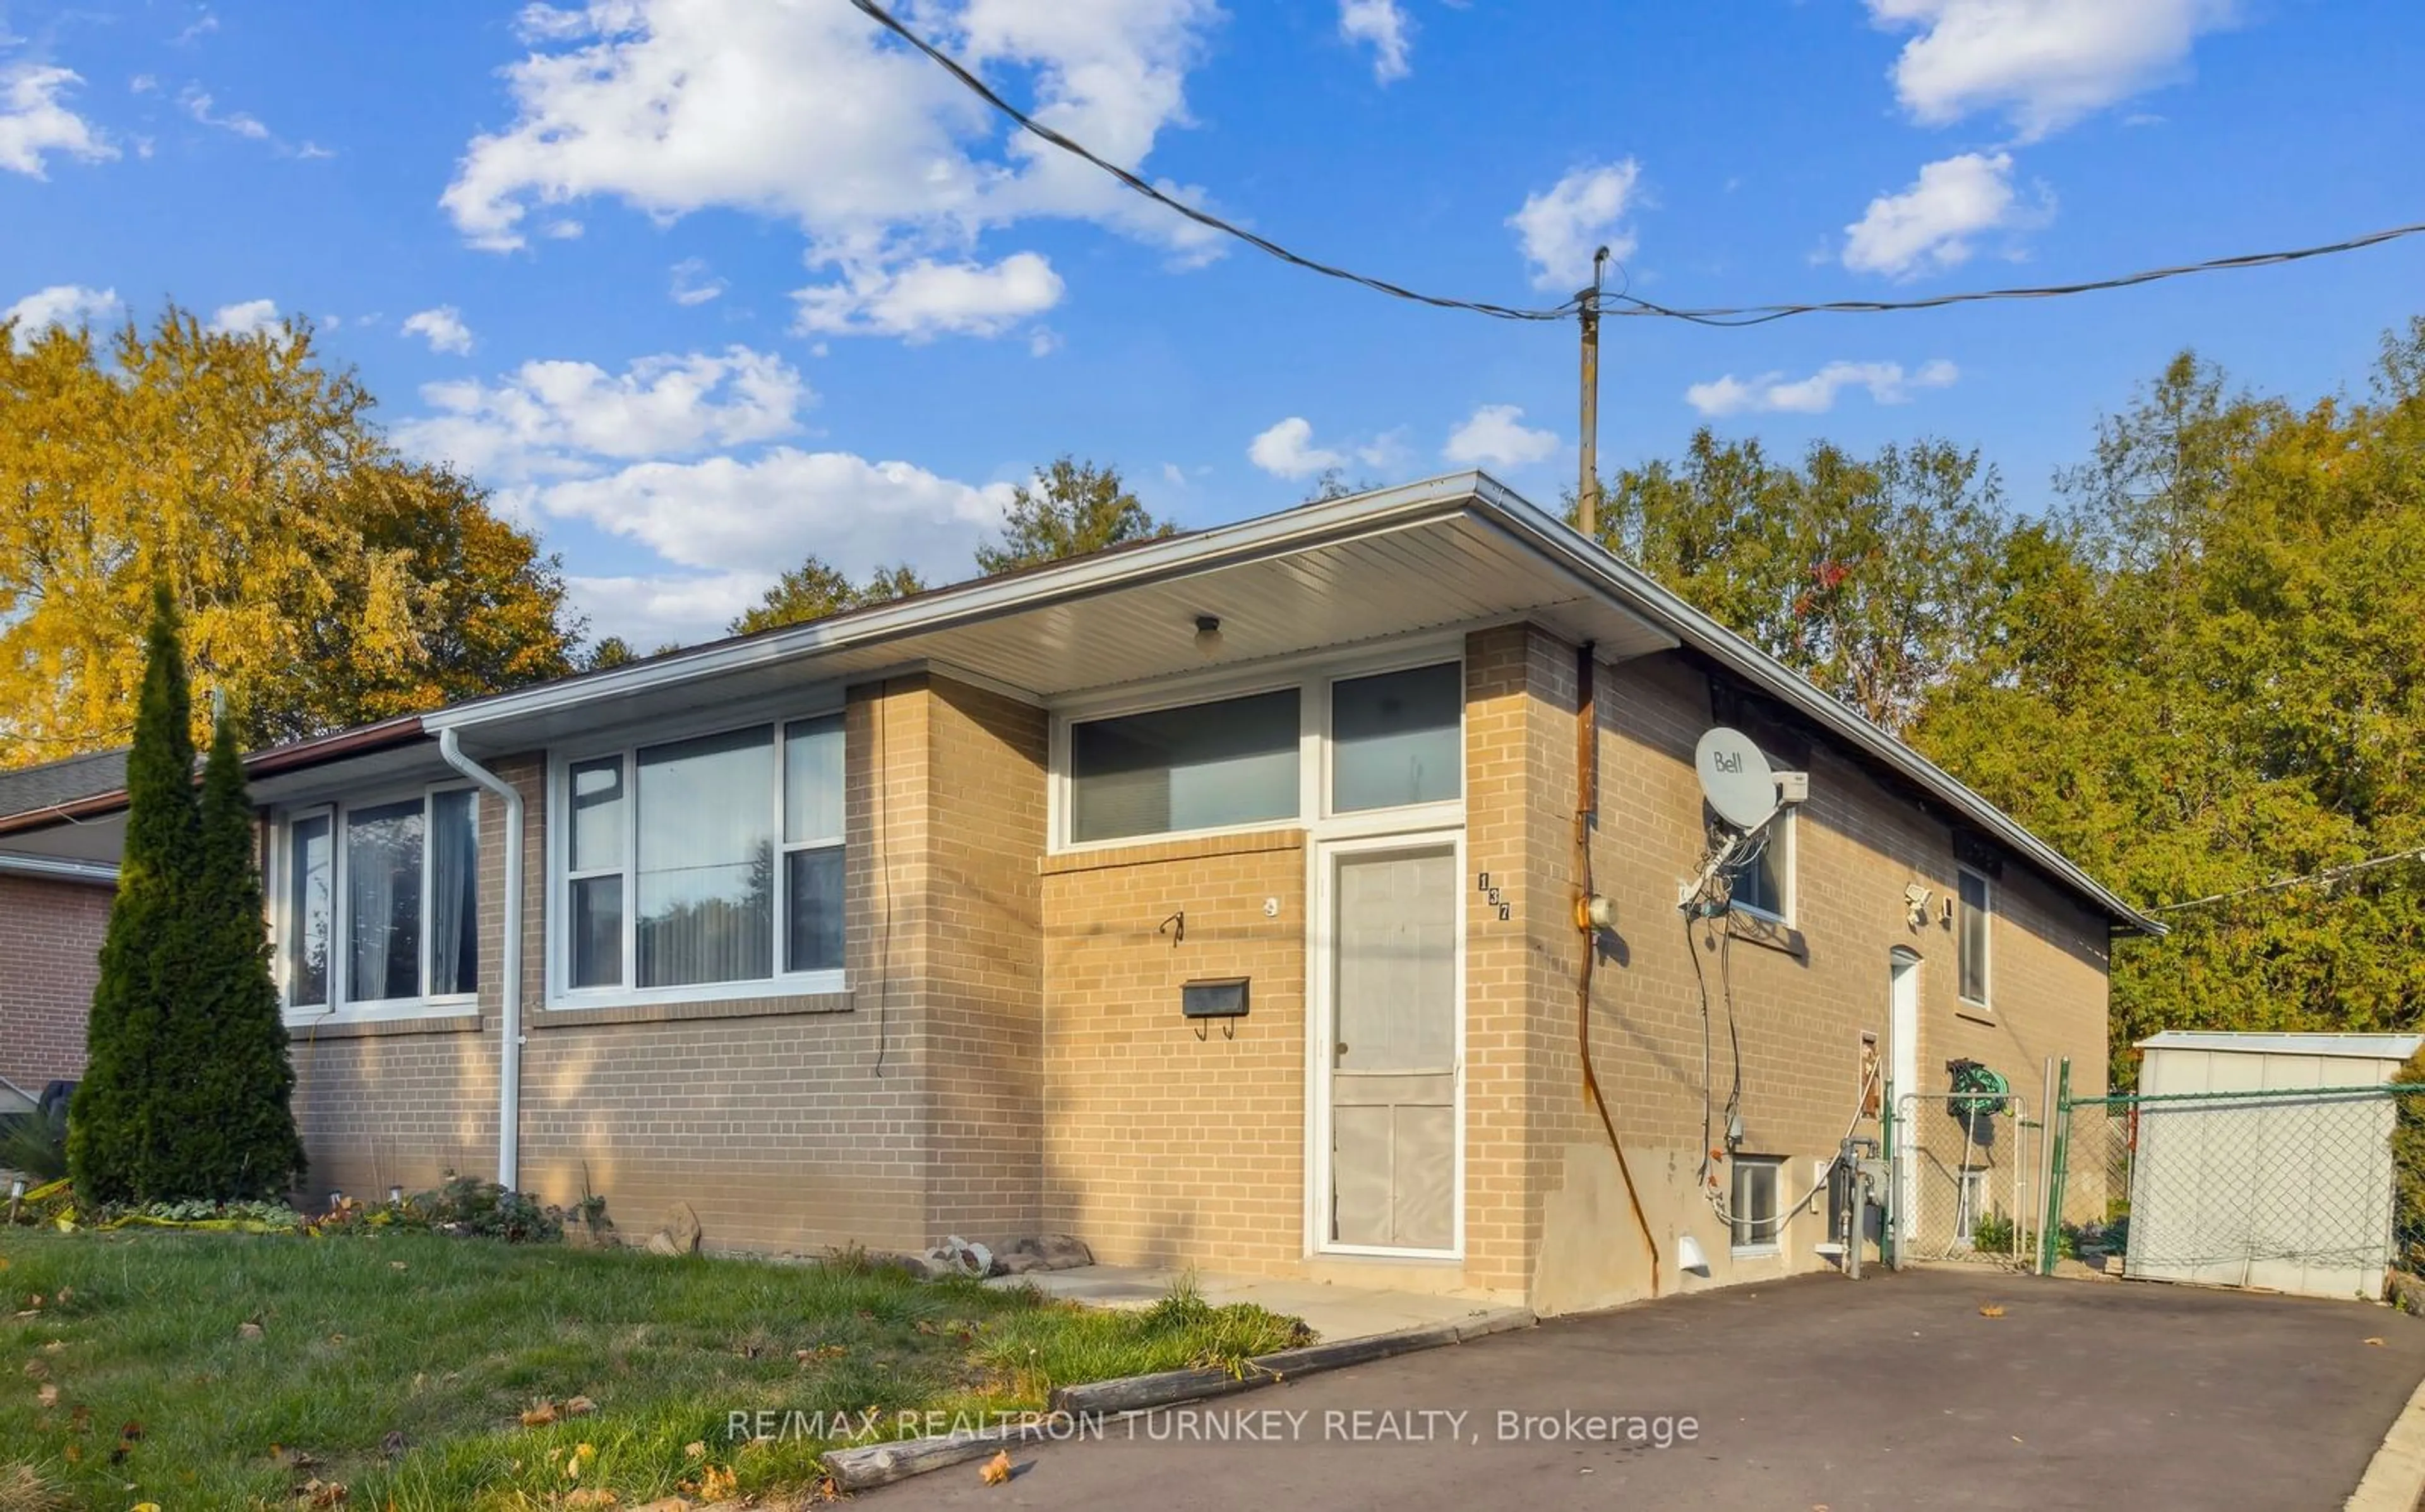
[1696,727,1776,830]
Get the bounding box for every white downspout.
[438,729,524,1191]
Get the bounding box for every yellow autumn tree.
[0,306,577,763]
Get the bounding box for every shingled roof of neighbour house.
[0,747,130,824]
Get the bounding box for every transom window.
[280,787,479,1014]
[558,714,845,999]
[1060,657,1463,848]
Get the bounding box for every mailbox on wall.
[1182,978,1250,1019]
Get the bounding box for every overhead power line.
[853,0,2425,327]
[2150,847,2425,915]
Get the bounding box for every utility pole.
[1576,245,1609,540]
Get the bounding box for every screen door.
[1329,845,1458,1251]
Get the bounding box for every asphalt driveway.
[875,1268,2425,1512]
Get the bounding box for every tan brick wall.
[1039,830,1308,1273]
[1531,646,2111,1312]
[0,873,111,1089]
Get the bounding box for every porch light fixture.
[1192,614,1223,657]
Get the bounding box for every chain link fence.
[2042,1077,2425,1300]
[1889,1092,2037,1270]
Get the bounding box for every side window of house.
[560,713,844,996]
[1714,804,1792,922]
[278,789,479,1013]
[1958,866,1992,1006]
[1330,662,1461,813]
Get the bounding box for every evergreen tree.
[69,585,203,1203]
[974,458,1172,574]
[182,705,307,1198]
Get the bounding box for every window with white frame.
[1729,1154,1783,1253]
[278,787,479,1014]
[1957,866,1992,1006]
[1717,807,1792,922]
[1058,657,1464,848]
[557,713,844,999]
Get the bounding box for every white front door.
[1889,948,1921,1254]
[1320,841,1461,1255]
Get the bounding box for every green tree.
[974,457,1173,574]
[0,307,579,763]
[728,556,926,636]
[177,703,308,1198]
[1583,429,2006,732]
[582,636,639,671]
[69,585,203,1203]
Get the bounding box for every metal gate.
[2040,1067,2419,1298]
[1889,1091,2037,1269]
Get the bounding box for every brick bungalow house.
[0,474,2157,1312]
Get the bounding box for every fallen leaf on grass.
[565,1395,596,1417]
[561,1491,618,1509]
[2366,1336,2388,1347]
[1977,1304,2006,1318]
[37,1383,59,1408]
[522,1400,560,1427]
[683,1442,705,1461]
[389,1261,407,1271]
[238,1322,265,1340]
[23,1357,48,1380]
[981,1449,1013,1485]
[297,1477,349,1506]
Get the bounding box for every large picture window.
[557,714,845,999]
[278,788,479,1014]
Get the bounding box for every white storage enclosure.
[2126,1032,2422,1299]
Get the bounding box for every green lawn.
[0,1230,1308,1511]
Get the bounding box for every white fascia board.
[0,851,118,885]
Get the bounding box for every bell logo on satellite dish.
[1696,727,1776,831]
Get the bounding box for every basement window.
[1730,1155,1784,1255]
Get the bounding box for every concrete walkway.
[986,1264,1531,1345]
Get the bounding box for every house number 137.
[1475,872,1512,922]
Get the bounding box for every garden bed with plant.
[0,1226,1310,1510]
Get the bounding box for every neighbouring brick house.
[0,749,125,1098]
[0,475,2158,1312]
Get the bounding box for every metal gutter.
[1465,484,2167,937]
[437,730,524,1191]
[0,852,118,886]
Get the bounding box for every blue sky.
[4,0,2422,646]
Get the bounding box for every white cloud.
[1867,0,2232,140]
[0,63,115,177]
[207,298,279,336]
[441,0,1223,273]
[669,257,725,307]
[793,253,1064,342]
[1027,326,1062,357]
[1684,359,1960,417]
[1841,152,2048,278]
[4,283,120,348]
[1247,417,1344,480]
[400,306,474,355]
[394,345,812,484]
[1442,404,1558,470]
[1339,0,1412,83]
[542,218,584,240]
[1508,160,1641,291]
[537,449,1010,580]
[564,570,776,649]
[180,84,268,140]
